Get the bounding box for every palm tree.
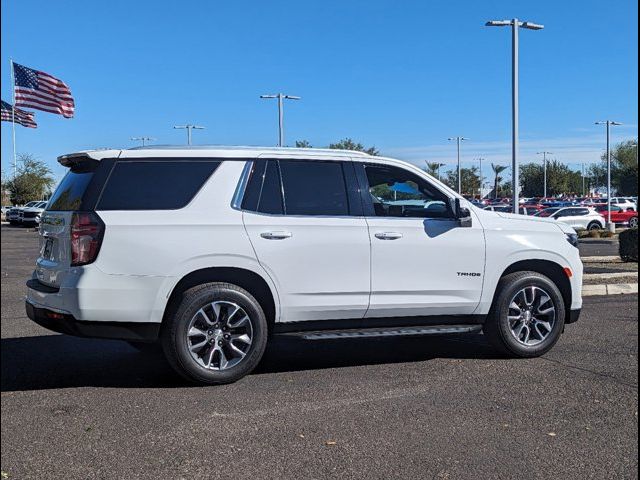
[424,161,445,179]
[491,164,508,199]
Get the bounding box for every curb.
[583,272,638,281]
[581,255,621,263]
[579,238,619,244]
[583,283,638,297]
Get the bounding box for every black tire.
[484,271,566,358]
[161,282,268,385]
[588,221,602,231]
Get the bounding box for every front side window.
[362,164,451,218]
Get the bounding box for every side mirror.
[453,198,473,227]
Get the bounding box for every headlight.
[566,233,579,248]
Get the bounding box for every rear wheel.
[484,271,565,357]
[161,282,268,385]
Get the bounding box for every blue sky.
[1,0,638,183]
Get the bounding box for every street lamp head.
[283,95,301,100]
[595,121,623,126]
[260,94,277,99]
[485,20,512,27]
[521,22,544,30]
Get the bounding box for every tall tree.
[491,164,508,199]
[5,154,55,205]
[424,162,444,178]
[520,160,583,197]
[328,138,379,156]
[589,139,638,196]
[444,167,481,196]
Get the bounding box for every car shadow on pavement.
[1,333,501,391]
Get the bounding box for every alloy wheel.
[186,301,253,370]
[507,286,557,346]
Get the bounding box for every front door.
[356,162,486,318]
[242,158,370,323]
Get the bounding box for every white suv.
[26,146,583,385]
[537,206,606,231]
[610,197,637,212]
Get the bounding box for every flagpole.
[10,58,17,178]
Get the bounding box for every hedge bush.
[619,228,638,262]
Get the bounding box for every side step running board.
[284,324,483,341]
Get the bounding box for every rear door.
[35,157,113,288]
[242,158,370,323]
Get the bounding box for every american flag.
[1,100,37,128]
[13,62,75,118]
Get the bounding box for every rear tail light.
[70,212,104,266]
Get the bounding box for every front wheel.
[161,282,268,385]
[629,217,638,229]
[588,221,603,231]
[484,272,566,357]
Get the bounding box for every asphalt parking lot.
[1,225,638,479]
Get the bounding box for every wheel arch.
[163,267,278,332]
[497,260,572,315]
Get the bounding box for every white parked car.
[610,197,637,212]
[20,201,48,225]
[6,201,39,225]
[536,206,605,231]
[27,146,583,385]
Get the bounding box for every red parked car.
[595,205,639,228]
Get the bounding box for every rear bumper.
[26,299,160,342]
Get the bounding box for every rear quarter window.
[97,160,221,210]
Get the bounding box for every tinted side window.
[576,208,590,216]
[362,164,451,218]
[97,160,220,210]
[258,160,284,215]
[279,160,349,216]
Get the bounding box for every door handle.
[374,232,403,240]
[260,231,293,240]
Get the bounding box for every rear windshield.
[47,167,96,211]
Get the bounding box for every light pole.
[595,120,622,232]
[477,158,485,198]
[486,19,544,212]
[536,151,552,198]
[448,136,468,194]
[131,136,155,147]
[173,124,205,145]
[582,163,586,197]
[260,93,301,147]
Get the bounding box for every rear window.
[97,160,221,210]
[279,160,349,216]
[47,169,96,211]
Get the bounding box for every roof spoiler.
[57,152,94,168]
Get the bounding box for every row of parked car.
[2,201,48,226]
[476,197,638,231]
